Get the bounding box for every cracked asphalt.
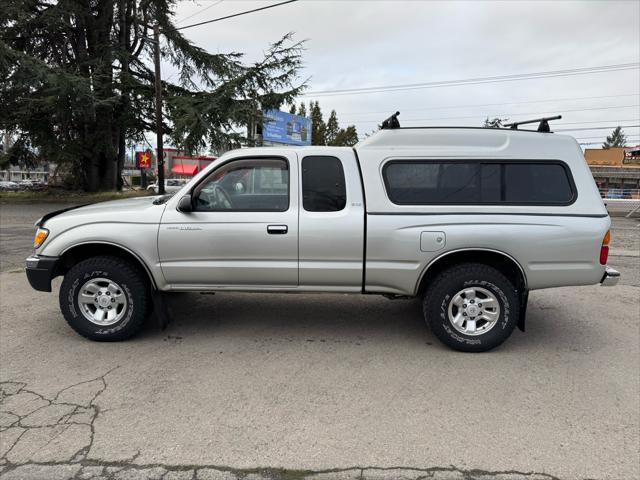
[1,203,639,480]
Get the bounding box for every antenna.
[381,111,401,129]
[504,115,562,133]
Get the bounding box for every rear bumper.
[25,255,59,292]
[600,266,620,287]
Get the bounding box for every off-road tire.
[423,263,519,352]
[59,255,150,341]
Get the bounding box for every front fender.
[38,222,166,290]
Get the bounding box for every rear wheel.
[423,263,519,352]
[59,256,150,341]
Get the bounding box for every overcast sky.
[166,0,640,146]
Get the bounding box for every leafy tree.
[483,117,509,128]
[603,126,627,149]
[1,1,304,191]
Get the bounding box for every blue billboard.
[262,110,312,146]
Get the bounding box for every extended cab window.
[194,158,289,211]
[302,156,347,212]
[383,161,575,205]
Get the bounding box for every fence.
[599,189,640,218]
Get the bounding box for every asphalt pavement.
[0,202,638,480]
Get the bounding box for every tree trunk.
[115,0,129,191]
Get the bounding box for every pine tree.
[603,126,627,149]
[0,2,305,191]
[325,110,340,145]
[309,101,326,145]
[333,125,358,146]
[298,102,307,117]
[289,104,297,115]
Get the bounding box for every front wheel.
[59,256,151,341]
[423,263,519,352]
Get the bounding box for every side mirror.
[177,194,193,213]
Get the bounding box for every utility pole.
[153,24,165,195]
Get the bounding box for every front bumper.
[25,255,60,292]
[600,266,621,287]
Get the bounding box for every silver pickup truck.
[26,123,619,351]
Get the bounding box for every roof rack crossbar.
[504,115,562,133]
[381,111,401,129]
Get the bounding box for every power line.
[579,140,640,145]
[165,0,298,33]
[339,93,640,118]
[302,62,639,97]
[350,104,640,124]
[555,125,640,132]
[575,135,640,140]
[177,0,224,25]
[556,119,639,126]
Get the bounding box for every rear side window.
[302,156,347,212]
[503,164,573,204]
[383,161,575,205]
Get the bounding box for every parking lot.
[0,202,638,480]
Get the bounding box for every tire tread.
[423,262,519,352]
[59,255,150,341]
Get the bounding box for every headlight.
[34,228,49,248]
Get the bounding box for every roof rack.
[381,111,401,129]
[504,115,562,133]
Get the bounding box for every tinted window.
[194,158,289,211]
[302,156,346,212]
[504,164,574,204]
[383,161,574,205]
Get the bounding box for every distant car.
[18,180,40,190]
[607,189,624,199]
[0,181,20,191]
[146,178,188,194]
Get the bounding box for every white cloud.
[167,0,640,144]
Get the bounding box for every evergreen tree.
[298,102,307,117]
[289,104,297,115]
[333,125,358,146]
[325,110,340,145]
[603,126,627,149]
[0,1,305,191]
[309,101,326,145]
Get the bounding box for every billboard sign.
[262,110,312,146]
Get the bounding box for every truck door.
[158,152,299,287]
[298,150,365,291]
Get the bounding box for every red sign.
[136,151,152,169]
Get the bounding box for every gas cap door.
[420,231,446,252]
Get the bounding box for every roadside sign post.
[153,24,165,195]
[136,151,152,189]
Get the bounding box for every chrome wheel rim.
[78,278,127,326]
[447,286,500,336]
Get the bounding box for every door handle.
[267,225,288,235]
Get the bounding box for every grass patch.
[0,189,153,204]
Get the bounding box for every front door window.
[194,158,289,212]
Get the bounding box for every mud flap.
[518,289,529,332]
[152,291,171,330]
